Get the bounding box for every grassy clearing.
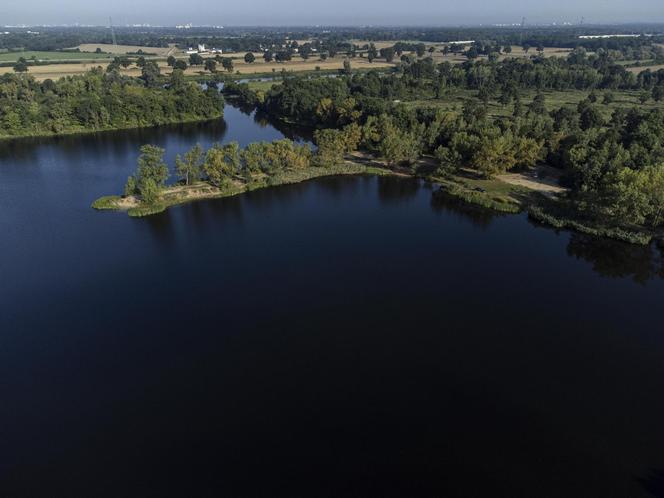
[430,170,526,213]
[403,87,663,119]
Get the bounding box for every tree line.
[0,68,224,138]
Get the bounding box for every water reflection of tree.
[566,233,664,284]
[376,176,420,204]
[252,109,312,143]
[638,468,664,497]
[429,189,506,229]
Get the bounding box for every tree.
[529,93,546,114]
[189,53,204,66]
[313,129,347,167]
[244,52,255,63]
[503,45,512,54]
[343,58,352,75]
[580,105,604,130]
[380,47,395,62]
[204,59,217,73]
[175,144,204,185]
[263,51,273,63]
[204,142,240,187]
[300,44,312,60]
[465,46,479,60]
[367,43,378,63]
[522,43,531,54]
[13,58,28,73]
[167,55,177,67]
[275,51,291,63]
[126,145,169,203]
[140,61,161,87]
[221,57,234,72]
[416,43,426,57]
[374,115,421,167]
[174,59,188,71]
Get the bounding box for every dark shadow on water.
[252,108,313,143]
[566,233,664,284]
[429,189,506,229]
[638,469,664,498]
[142,209,177,245]
[376,175,420,205]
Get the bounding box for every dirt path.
[497,166,567,197]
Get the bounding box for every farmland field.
[0,55,396,80]
[0,50,116,62]
[76,43,177,56]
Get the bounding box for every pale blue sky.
[2,0,663,26]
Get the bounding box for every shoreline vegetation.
[91,105,662,246]
[0,68,224,140]
[93,163,393,217]
[91,138,657,246]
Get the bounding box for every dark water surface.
[1,106,664,498]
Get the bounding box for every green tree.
[13,58,28,73]
[175,144,204,185]
[189,53,204,66]
[244,52,256,63]
[367,43,378,63]
[204,59,217,73]
[221,58,234,72]
[204,142,240,186]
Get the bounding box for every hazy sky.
[2,0,664,26]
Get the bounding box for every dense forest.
[0,67,223,137]
[221,52,664,240]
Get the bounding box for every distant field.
[0,50,115,62]
[0,55,395,80]
[76,43,177,57]
[626,64,664,74]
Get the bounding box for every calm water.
[1,105,664,498]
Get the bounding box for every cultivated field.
[626,64,664,74]
[76,43,178,56]
[0,50,116,62]
[0,55,395,80]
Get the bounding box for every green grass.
[245,80,278,92]
[127,203,166,217]
[428,168,528,213]
[0,51,116,62]
[91,195,121,210]
[528,204,652,245]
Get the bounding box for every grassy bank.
[93,163,393,217]
[527,204,653,245]
[428,170,527,214]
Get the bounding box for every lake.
[1,105,664,498]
